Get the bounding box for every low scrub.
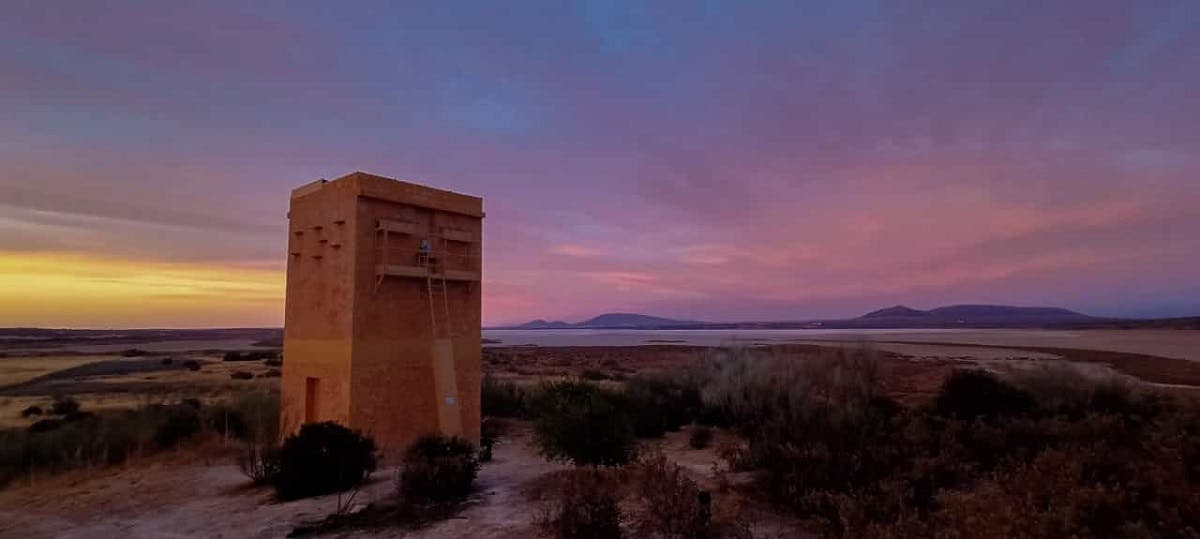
[623,374,704,438]
[1,392,279,488]
[481,375,528,418]
[688,425,713,449]
[531,381,637,467]
[682,347,1200,536]
[629,452,750,538]
[273,422,377,501]
[237,442,280,485]
[538,469,623,539]
[398,434,479,503]
[223,350,280,362]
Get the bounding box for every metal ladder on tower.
[424,235,453,339]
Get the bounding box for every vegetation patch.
[272,422,377,501]
[0,391,278,488]
[530,380,637,467]
[398,434,479,503]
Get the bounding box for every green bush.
[398,435,479,503]
[531,381,637,467]
[273,422,377,501]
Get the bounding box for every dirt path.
[0,428,564,539]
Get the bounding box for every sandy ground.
[0,425,771,539]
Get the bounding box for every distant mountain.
[926,305,1089,322]
[859,305,932,319]
[576,313,694,328]
[508,313,694,329]
[511,319,573,329]
[502,304,1141,331]
[850,304,1096,326]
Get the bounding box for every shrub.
[27,418,63,433]
[182,360,201,371]
[398,435,479,503]
[273,422,377,501]
[224,350,280,362]
[581,369,610,381]
[149,403,201,448]
[1,395,277,488]
[531,381,636,467]
[934,370,1034,421]
[479,418,503,463]
[205,404,249,439]
[120,348,146,357]
[688,426,713,449]
[482,375,527,418]
[230,371,254,380]
[539,469,623,539]
[50,397,80,416]
[20,406,43,418]
[624,374,703,438]
[628,452,753,538]
[238,442,280,485]
[160,357,174,365]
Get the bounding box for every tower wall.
[281,172,483,455]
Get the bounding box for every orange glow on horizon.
[0,252,284,328]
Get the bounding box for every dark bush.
[150,404,201,448]
[688,426,713,449]
[539,469,623,539]
[581,369,610,381]
[628,451,729,535]
[2,395,278,487]
[624,375,703,438]
[273,422,377,501]
[479,418,503,463]
[50,397,80,416]
[120,348,146,357]
[63,410,96,423]
[205,405,249,439]
[935,370,1034,421]
[182,360,201,371]
[531,381,637,467]
[398,435,479,503]
[27,418,63,433]
[482,375,528,418]
[224,350,280,362]
[230,371,254,380]
[238,442,280,485]
[161,357,174,365]
[20,406,43,418]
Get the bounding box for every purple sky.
[1,1,1198,327]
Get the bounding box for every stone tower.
[280,171,483,453]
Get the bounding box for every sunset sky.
[2,1,1198,328]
